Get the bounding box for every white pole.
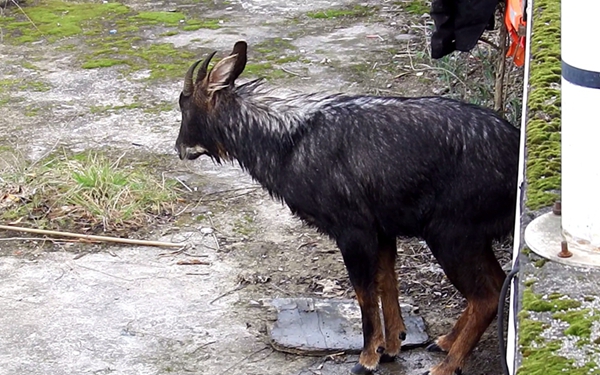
[506,0,535,370]
[562,0,600,249]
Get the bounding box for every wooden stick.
[0,224,182,248]
[494,12,508,113]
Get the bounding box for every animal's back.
[277,96,520,241]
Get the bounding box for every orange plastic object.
[505,0,527,67]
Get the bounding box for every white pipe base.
[525,213,600,268]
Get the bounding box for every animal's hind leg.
[425,239,505,375]
[376,234,406,362]
[336,230,384,375]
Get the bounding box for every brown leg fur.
[428,293,499,375]
[355,287,386,370]
[376,237,406,358]
[432,250,506,354]
[426,240,506,375]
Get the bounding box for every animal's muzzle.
[176,144,206,160]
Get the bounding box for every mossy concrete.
[525,0,561,210]
[517,263,600,375]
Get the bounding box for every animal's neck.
[219,97,305,189]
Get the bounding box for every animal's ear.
[229,41,247,82]
[206,41,247,92]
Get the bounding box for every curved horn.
[196,51,217,85]
[182,59,202,97]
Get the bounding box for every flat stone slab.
[269,298,429,355]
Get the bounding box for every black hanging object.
[430,0,499,59]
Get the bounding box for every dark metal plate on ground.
[269,298,429,355]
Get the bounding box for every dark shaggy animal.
[175,41,520,375]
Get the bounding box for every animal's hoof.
[350,363,373,375]
[380,354,396,363]
[399,331,407,340]
[376,346,385,354]
[426,342,445,353]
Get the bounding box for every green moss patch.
[182,19,222,31]
[81,58,125,69]
[254,38,297,54]
[0,1,130,43]
[306,5,376,19]
[394,1,430,15]
[518,339,596,375]
[90,101,173,114]
[0,78,51,93]
[519,287,600,374]
[243,63,289,80]
[130,11,186,26]
[82,37,196,79]
[249,37,309,68]
[518,317,547,348]
[553,309,599,340]
[0,1,223,45]
[0,1,223,80]
[525,0,561,210]
[522,288,581,312]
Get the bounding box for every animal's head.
[175,41,248,161]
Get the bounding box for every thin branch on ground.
[175,177,193,192]
[0,224,182,247]
[206,212,220,251]
[209,283,245,305]
[280,67,304,77]
[478,36,500,51]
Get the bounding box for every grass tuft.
[0,150,179,234]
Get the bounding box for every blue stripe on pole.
[562,60,600,89]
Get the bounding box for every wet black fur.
[179,88,519,245]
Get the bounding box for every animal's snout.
[175,143,206,161]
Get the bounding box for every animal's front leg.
[353,285,385,374]
[337,230,384,375]
[376,235,406,362]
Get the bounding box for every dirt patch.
[0,1,521,374]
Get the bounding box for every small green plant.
[130,11,185,26]
[398,0,430,15]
